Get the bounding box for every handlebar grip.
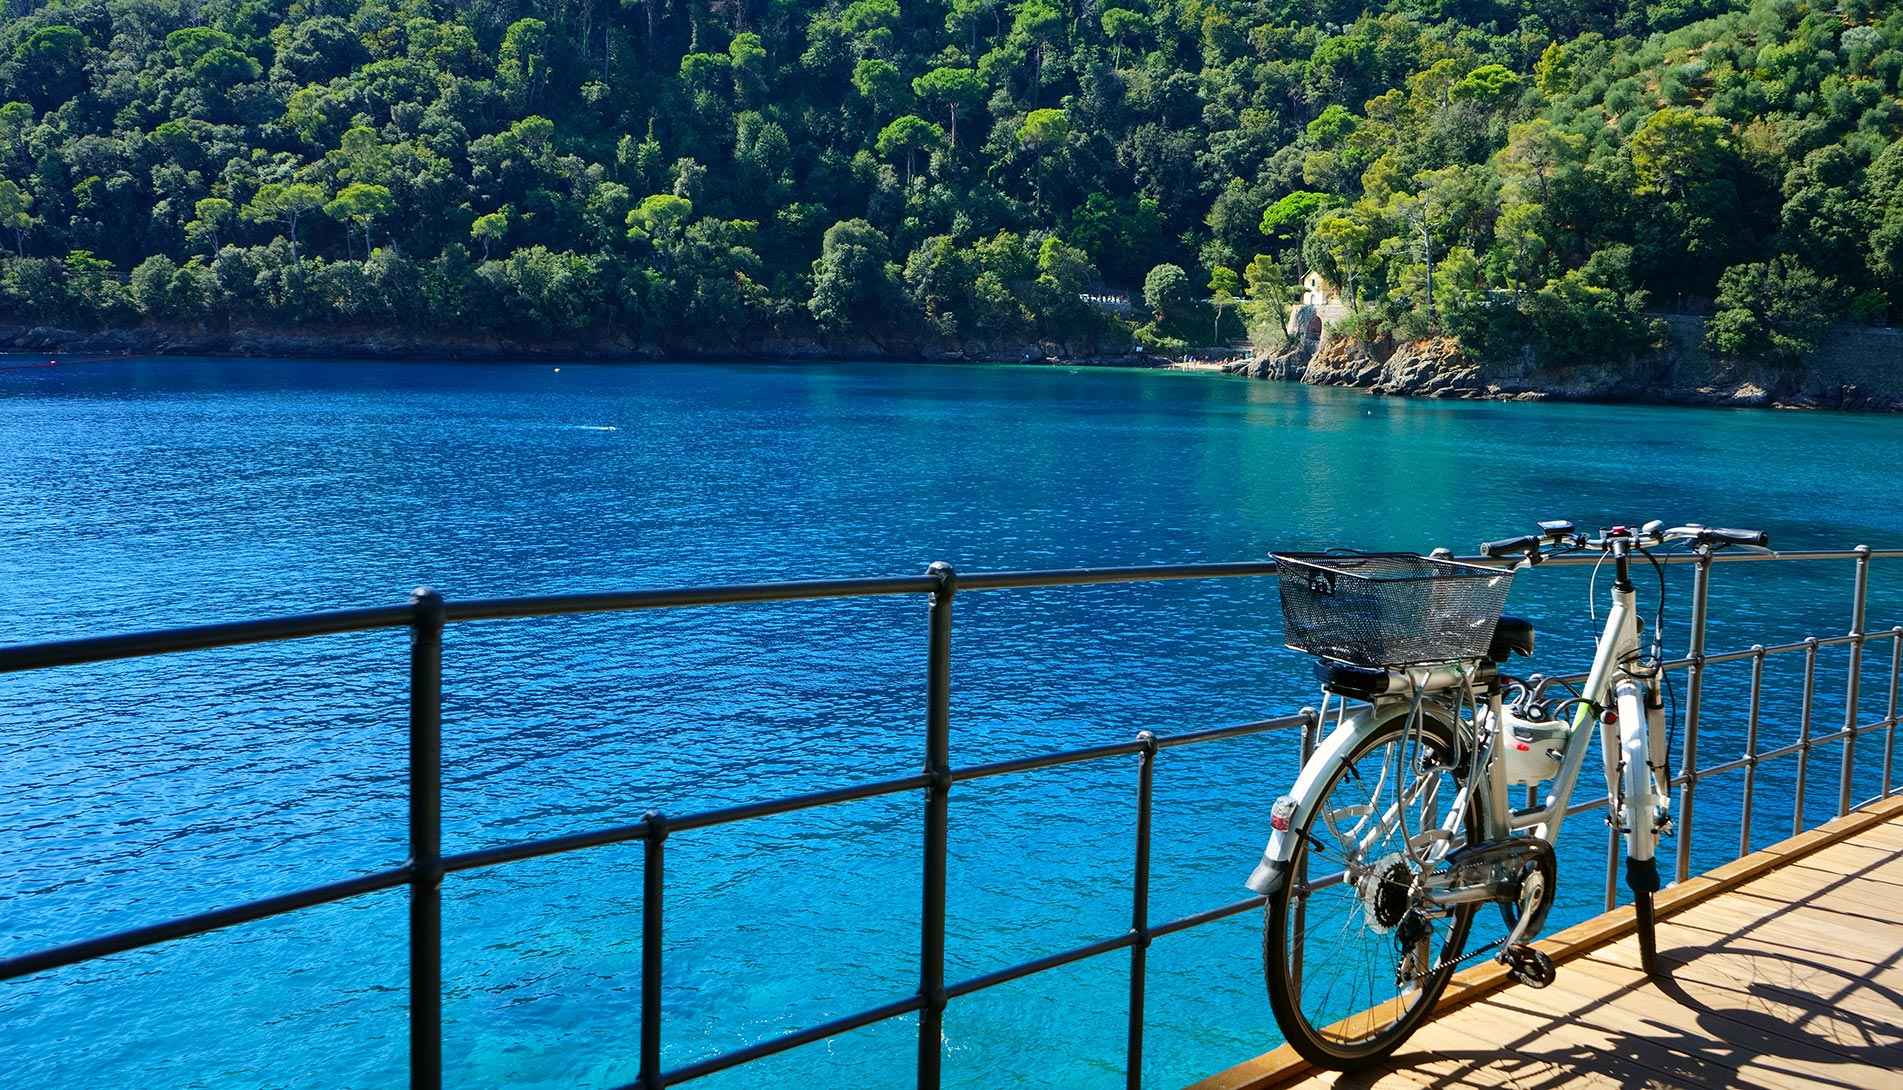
[1481,534,1541,559]
[1704,527,1769,547]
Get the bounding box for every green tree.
[1099,8,1151,67]
[1705,257,1837,364]
[729,33,768,103]
[1242,253,1293,346]
[810,218,894,332]
[0,179,31,258]
[187,197,235,254]
[472,210,510,259]
[1260,191,1335,259]
[853,59,907,117]
[1208,265,1240,344]
[1016,108,1069,151]
[1630,108,1730,199]
[326,184,396,258]
[1143,263,1191,322]
[496,19,551,110]
[243,183,328,270]
[14,26,88,109]
[874,116,943,182]
[627,194,695,253]
[911,67,983,145]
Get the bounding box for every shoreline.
[6,320,1897,413]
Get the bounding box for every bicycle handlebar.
[1479,521,1769,563]
[1666,525,1769,548]
[1480,534,1542,559]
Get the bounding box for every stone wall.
[1655,315,1903,410]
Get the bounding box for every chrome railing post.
[918,562,955,1090]
[1741,645,1765,856]
[1795,637,1818,837]
[1886,629,1902,798]
[1126,731,1158,1090]
[1675,550,1712,883]
[1839,547,1871,815]
[408,587,446,1090]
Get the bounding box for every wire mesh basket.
[1272,551,1514,667]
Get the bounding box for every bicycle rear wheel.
[1264,713,1478,1070]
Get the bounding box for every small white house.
[1299,271,1340,306]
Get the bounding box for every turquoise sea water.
[3,357,1901,1089]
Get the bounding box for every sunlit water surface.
[3,357,1900,1089]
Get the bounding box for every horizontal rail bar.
[1149,894,1269,940]
[1154,713,1310,749]
[443,821,655,875]
[0,605,413,673]
[447,576,939,622]
[956,561,1280,591]
[946,934,1139,999]
[648,994,927,1086]
[8,549,1896,674]
[445,775,939,874]
[949,741,1145,784]
[1523,548,1903,568]
[669,775,935,835]
[0,865,412,982]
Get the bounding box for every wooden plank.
[1764,839,1900,873]
[1846,820,1903,851]
[1186,801,1903,1090]
[1723,890,1903,944]
[1585,928,1903,1044]
[1460,988,1798,1090]
[1566,947,1903,1062]
[1779,856,1903,894]
[1738,869,1903,920]
[1478,981,1854,1090]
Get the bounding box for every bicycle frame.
[1247,545,1670,924]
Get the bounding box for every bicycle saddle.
[1489,616,1535,661]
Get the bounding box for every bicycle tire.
[1263,712,1479,1070]
[1635,887,1660,977]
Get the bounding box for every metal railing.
[2,547,1900,1089]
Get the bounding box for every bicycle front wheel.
[1264,713,1478,1070]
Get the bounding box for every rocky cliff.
[1226,317,1903,411]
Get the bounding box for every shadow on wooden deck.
[1192,795,1903,1090]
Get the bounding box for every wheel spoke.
[1265,717,1477,1067]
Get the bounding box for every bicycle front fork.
[1614,676,1670,975]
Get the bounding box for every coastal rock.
[1223,338,1308,379]
[1369,336,1488,398]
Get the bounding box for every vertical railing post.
[1740,645,1765,857]
[1795,637,1818,837]
[1289,706,1319,989]
[918,562,955,1090]
[1839,546,1870,815]
[1675,550,1711,883]
[1885,629,1902,799]
[1126,731,1157,1090]
[639,810,668,1090]
[408,587,446,1090]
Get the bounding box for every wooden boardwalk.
[1192,794,1903,1090]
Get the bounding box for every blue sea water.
[2,356,1901,1089]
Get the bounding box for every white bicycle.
[1245,520,1769,1070]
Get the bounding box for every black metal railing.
[3,547,1900,1089]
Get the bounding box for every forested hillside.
[0,0,1900,362]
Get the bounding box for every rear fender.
[1244,703,1464,895]
[1243,705,1381,896]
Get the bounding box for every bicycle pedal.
[1500,943,1556,988]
